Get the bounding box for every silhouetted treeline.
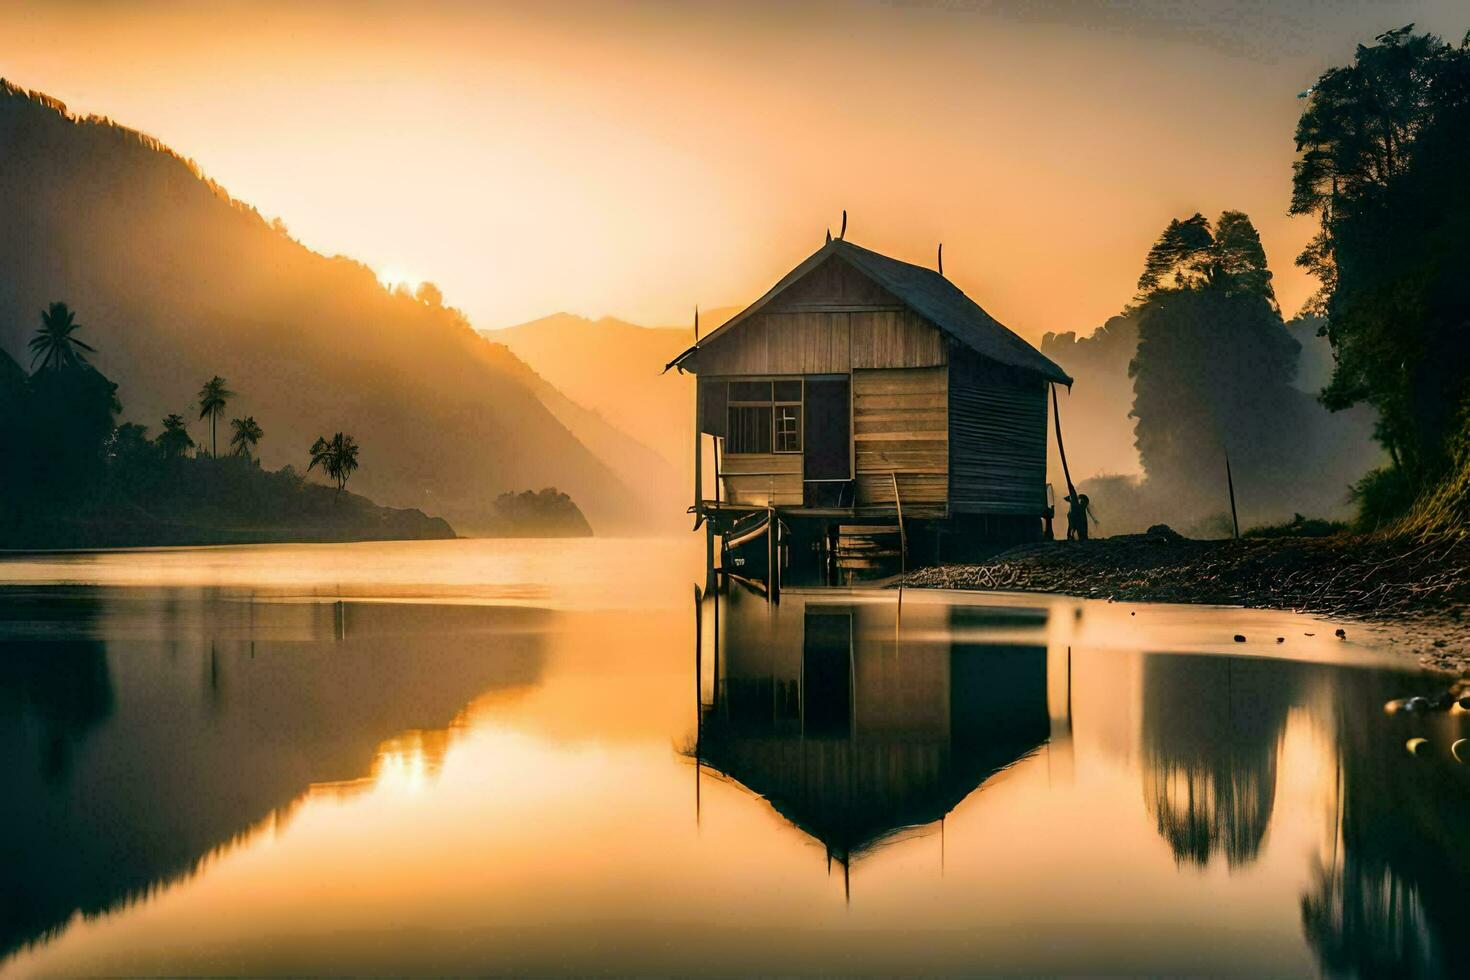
[1290,26,1470,533]
[1040,213,1380,536]
[0,316,453,548]
[486,488,592,537]
[1038,25,1470,537]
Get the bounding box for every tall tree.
[308,432,360,496]
[28,302,95,372]
[1128,211,1301,519]
[229,416,263,460]
[1290,26,1470,481]
[21,363,120,499]
[196,376,234,457]
[156,413,195,459]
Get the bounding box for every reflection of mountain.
[1300,669,1470,979]
[1138,655,1299,869]
[697,591,1049,866]
[0,82,640,533]
[0,592,548,961]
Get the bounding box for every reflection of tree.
[1302,859,1437,978]
[1299,667,1470,979]
[0,628,115,957]
[0,638,113,782]
[1139,655,1297,869]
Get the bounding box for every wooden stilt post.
[767,506,780,604]
[694,583,702,826]
[705,519,715,594]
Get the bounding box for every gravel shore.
[896,531,1470,676]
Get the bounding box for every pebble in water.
[1406,737,1430,756]
[1453,739,1468,763]
[1335,628,1347,639]
[1233,634,1246,643]
[1406,696,1433,713]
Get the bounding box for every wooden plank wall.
[853,367,948,515]
[721,453,803,507]
[949,349,1048,515]
[695,308,945,377]
[696,254,954,514]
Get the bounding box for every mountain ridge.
[486,309,739,484]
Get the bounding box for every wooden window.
[727,405,772,454]
[729,380,772,402]
[775,405,802,452]
[725,378,804,455]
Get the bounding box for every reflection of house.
[697,590,1049,867]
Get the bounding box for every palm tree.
[156,413,195,459]
[307,432,361,497]
[28,302,96,372]
[196,375,235,456]
[229,416,264,460]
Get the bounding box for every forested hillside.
[0,81,641,533]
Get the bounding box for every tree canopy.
[229,416,263,460]
[196,375,234,457]
[1128,211,1303,518]
[1290,25,1470,479]
[308,432,361,495]
[27,302,95,372]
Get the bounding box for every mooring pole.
[1050,383,1077,503]
[693,583,703,827]
[1225,449,1240,539]
[693,389,704,531]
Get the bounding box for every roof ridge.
[669,238,1071,385]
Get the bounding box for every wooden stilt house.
[668,237,1072,583]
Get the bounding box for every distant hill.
[1041,313,1144,480]
[481,331,688,530]
[0,80,643,534]
[1042,309,1381,528]
[486,310,738,496]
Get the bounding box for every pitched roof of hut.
[668,238,1072,384]
[697,725,1047,865]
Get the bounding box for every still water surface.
[0,539,1465,977]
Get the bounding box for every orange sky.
[1,0,1462,340]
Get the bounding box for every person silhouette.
[1065,492,1092,542]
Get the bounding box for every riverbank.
[898,530,1470,675]
[0,510,455,551]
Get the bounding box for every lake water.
[0,538,1465,977]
